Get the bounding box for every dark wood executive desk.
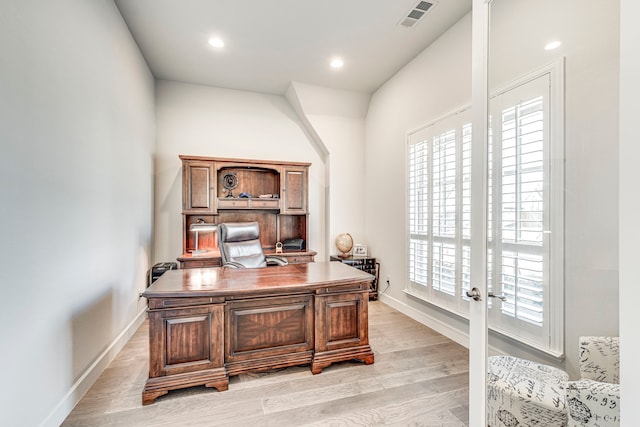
[141,262,375,405]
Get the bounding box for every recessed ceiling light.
[208,37,224,48]
[544,41,561,50]
[330,57,344,69]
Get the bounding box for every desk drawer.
[316,283,369,295]
[285,255,315,264]
[148,296,223,310]
[251,199,279,209]
[218,199,250,209]
[181,259,222,269]
[217,198,280,210]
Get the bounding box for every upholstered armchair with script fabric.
[487,355,569,426]
[566,337,620,427]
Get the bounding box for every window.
[409,111,472,311]
[407,64,564,355]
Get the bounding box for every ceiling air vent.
[399,1,436,28]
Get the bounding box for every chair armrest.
[567,379,620,426]
[265,256,288,266]
[222,261,246,269]
[579,337,619,383]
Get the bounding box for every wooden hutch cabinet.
[178,155,316,268]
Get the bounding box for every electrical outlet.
[386,274,391,284]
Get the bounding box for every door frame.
[468,0,491,425]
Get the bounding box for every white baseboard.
[378,293,505,356]
[41,308,147,427]
[378,293,470,348]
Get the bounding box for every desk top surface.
[143,261,373,298]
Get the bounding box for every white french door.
[468,0,490,425]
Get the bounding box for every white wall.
[365,11,474,347]
[619,0,640,421]
[0,1,155,426]
[286,82,371,257]
[154,81,326,262]
[365,0,620,377]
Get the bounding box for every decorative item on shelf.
[283,238,305,251]
[222,172,238,198]
[335,233,354,258]
[353,244,367,257]
[189,219,217,255]
[275,241,283,254]
[239,192,251,198]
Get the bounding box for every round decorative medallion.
[222,172,238,197]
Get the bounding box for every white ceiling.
[114,0,471,95]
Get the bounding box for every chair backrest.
[579,336,619,384]
[217,222,267,268]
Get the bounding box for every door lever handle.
[466,287,482,301]
[465,288,507,302]
[488,292,506,301]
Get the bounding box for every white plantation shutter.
[432,129,457,297]
[499,96,545,325]
[407,64,564,355]
[408,133,430,288]
[461,123,472,301]
[408,112,471,312]
[487,72,562,354]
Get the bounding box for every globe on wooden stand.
[335,233,354,258]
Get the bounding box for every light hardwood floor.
[62,301,469,426]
